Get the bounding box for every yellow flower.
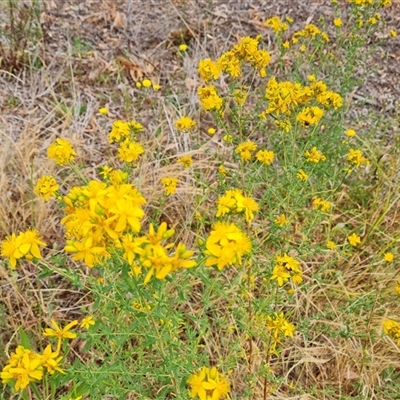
[142,79,152,87]
[296,169,309,181]
[198,85,223,112]
[265,16,289,33]
[18,229,47,260]
[188,366,230,400]
[274,214,288,227]
[208,127,216,135]
[382,319,400,345]
[153,83,161,91]
[334,18,342,27]
[47,138,76,165]
[136,82,142,88]
[256,150,274,165]
[223,134,233,143]
[218,165,228,175]
[177,155,193,168]
[283,41,290,49]
[43,319,78,340]
[348,233,361,247]
[1,233,25,268]
[41,345,64,375]
[235,141,257,161]
[300,44,306,52]
[326,240,336,250]
[346,129,356,137]
[297,106,324,127]
[390,30,397,37]
[35,175,59,201]
[179,44,188,51]
[1,346,43,391]
[305,147,326,163]
[270,266,291,286]
[384,252,394,262]
[80,316,95,329]
[347,148,369,168]
[117,139,144,163]
[198,58,221,82]
[308,75,316,82]
[161,177,178,196]
[98,107,108,115]
[312,197,331,212]
[175,116,196,131]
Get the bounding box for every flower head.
[35,175,59,201]
[47,138,76,165]
[175,116,196,131]
[348,233,361,247]
[161,177,178,196]
[187,366,230,400]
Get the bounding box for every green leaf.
[19,327,31,349]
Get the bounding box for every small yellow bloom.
[99,107,108,115]
[161,177,178,196]
[175,116,196,131]
[384,252,394,262]
[334,18,342,27]
[153,84,161,91]
[348,233,361,247]
[142,79,152,87]
[136,82,142,88]
[300,44,306,52]
[208,127,216,135]
[390,30,397,37]
[256,150,274,165]
[80,316,95,330]
[179,44,188,51]
[283,41,290,49]
[218,165,228,175]
[47,138,76,165]
[35,175,59,201]
[346,129,356,137]
[177,155,193,168]
[326,240,336,250]
[274,214,288,227]
[296,169,309,182]
[223,134,233,143]
[308,75,316,82]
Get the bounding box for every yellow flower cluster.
[265,16,289,33]
[62,179,146,267]
[313,197,331,211]
[1,229,46,268]
[198,85,224,112]
[305,147,326,163]
[256,149,275,165]
[197,35,271,87]
[235,141,257,161]
[382,319,400,345]
[122,222,196,284]
[347,148,370,168]
[348,233,361,246]
[266,312,295,340]
[1,344,64,391]
[108,119,145,164]
[204,222,252,270]
[261,77,342,128]
[216,189,259,223]
[34,175,59,201]
[270,253,303,286]
[292,23,329,44]
[177,155,193,168]
[161,177,178,195]
[187,366,230,400]
[175,116,197,131]
[47,138,76,165]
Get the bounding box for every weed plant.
[1,0,399,399]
